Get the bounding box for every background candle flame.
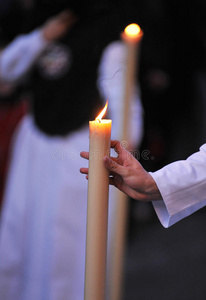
[121,23,143,43]
[95,100,108,121]
[124,23,140,38]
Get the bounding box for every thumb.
[103,156,125,176]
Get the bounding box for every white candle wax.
[84,118,112,300]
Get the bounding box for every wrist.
[145,173,162,201]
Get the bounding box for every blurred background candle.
[108,23,143,300]
[84,101,112,300]
[121,23,143,139]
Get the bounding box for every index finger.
[111,140,122,153]
[111,140,129,155]
[80,151,89,160]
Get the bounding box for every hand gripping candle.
[84,100,112,300]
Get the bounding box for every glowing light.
[124,23,141,38]
[122,23,143,42]
[95,100,108,122]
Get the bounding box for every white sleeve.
[151,143,206,227]
[0,29,49,82]
[97,41,144,149]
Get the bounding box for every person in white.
[81,141,206,228]
[0,9,144,300]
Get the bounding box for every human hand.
[80,140,162,202]
[42,10,77,41]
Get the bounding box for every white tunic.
[151,143,206,228]
[0,31,143,300]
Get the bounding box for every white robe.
[0,31,143,300]
[151,143,206,228]
[0,117,89,300]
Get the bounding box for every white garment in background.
[0,30,49,82]
[151,143,206,228]
[98,40,143,147]
[0,117,89,300]
[0,31,143,300]
[0,31,143,146]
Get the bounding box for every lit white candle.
[121,23,143,139]
[84,101,112,300]
[109,24,143,300]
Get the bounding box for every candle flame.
[95,100,108,122]
[124,23,141,38]
[122,23,143,43]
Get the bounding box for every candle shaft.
[84,119,112,300]
[108,26,143,300]
[122,41,138,140]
